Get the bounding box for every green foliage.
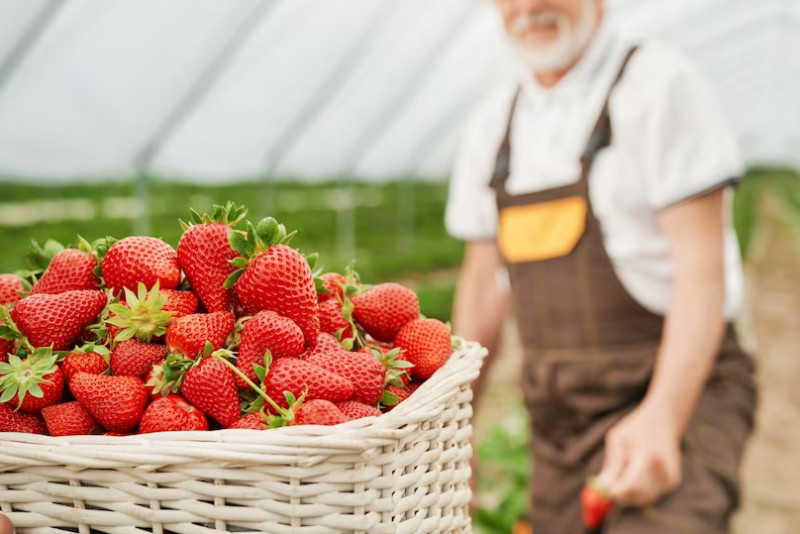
[733,167,800,258]
[473,406,531,534]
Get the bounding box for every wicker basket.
[0,339,486,534]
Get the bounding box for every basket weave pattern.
[0,340,486,534]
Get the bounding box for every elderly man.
[448,0,757,532]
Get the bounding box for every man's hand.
[0,513,12,534]
[598,402,682,507]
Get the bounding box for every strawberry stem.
[209,351,283,414]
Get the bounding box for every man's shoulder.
[615,40,717,112]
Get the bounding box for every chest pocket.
[497,195,588,263]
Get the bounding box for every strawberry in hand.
[581,477,615,532]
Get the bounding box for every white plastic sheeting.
[0,0,797,182]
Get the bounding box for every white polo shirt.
[445,23,744,318]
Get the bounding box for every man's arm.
[599,188,728,505]
[452,241,509,400]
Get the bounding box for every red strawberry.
[62,348,109,382]
[107,283,177,343]
[111,339,167,379]
[336,401,382,419]
[139,395,208,433]
[0,274,24,305]
[408,381,423,394]
[102,236,180,294]
[10,290,106,350]
[0,349,64,413]
[360,346,413,387]
[178,203,247,313]
[382,385,410,410]
[166,311,234,359]
[230,412,265,429]
[160,290,198,318]
[266,358,353,408]
[180,357,240,428]
[235,311,304,389]
[307,351,385,405]
[394,318,452,380]
[581,478,615,530]
[298,333,346,360]
[317,273,346,303]
[294,399,350,426]
[30,247,99,295]
[69,373,148,433]
[41,401,99,436]
[0,333,12,364]
[352,283,419,342]
[0,402,47,434]
[318,299,354,340]
[225,218,320,345]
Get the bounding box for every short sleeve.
[614,44,744,210]
[445,89,513,241]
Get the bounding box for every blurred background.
[1,0,799,532]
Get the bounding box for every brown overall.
[489,48,757,534]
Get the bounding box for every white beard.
[509,0,598,74]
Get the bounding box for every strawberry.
[180,356,240,428]
[107,282,176,343]
[139,395,208,433]
[0,348,64,413]
[235,311,304,389]
[166,311,234,359]
[382,385,410,410]
[336,401,382,419]
[41,401,99,436]
[307,350,385,405]
[318,299,354,340]
[225,218,320,345]
[294,399,350,426]
[62,345,110,381]
[408,381,423,394]
[69,372,148,433]
[10,290,106,350]
[352,283,419,342]
[361,346,413,387]
[29,240,99,295]
[160,289,198,319]
[266,357,354,408]
[230,412,265,430]
[394,318,452,380]
[0,339,10,364]
[299,333,347,360]
[102,236,180,294]
[111,339,167,379]
[581,477,615,530]
[0,274,24,305]
[317,273,346,303]
[177,203,247,313]
[0,402,47,434]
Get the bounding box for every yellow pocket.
[498,196,587,263]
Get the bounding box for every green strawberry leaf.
[229,231,253,258]
[222,270,244,290]
[380,390,401,406]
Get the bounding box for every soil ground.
[473,196,800,533]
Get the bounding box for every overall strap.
[488,87,521,191]
[580,45,639,169]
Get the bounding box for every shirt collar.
[517,20,619,102]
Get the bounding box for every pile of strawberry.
[0,203,455,436]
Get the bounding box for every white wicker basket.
[0,339,486,534]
